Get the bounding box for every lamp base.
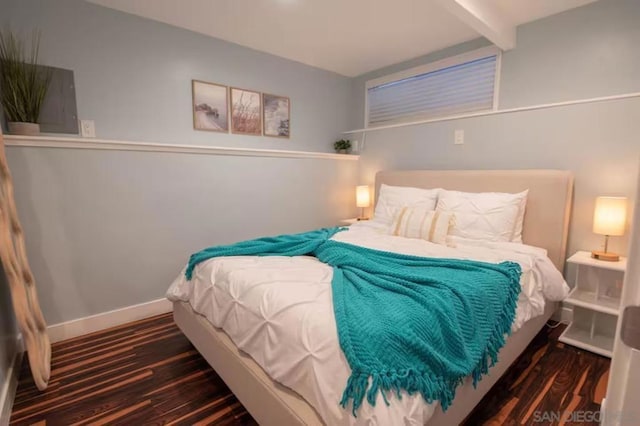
[591,250,620,262]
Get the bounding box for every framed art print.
[263,93,290,138]
[230,87,262,136]
[192,80,228,132]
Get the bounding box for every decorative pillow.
[435,190,528,242]
[512,192,529,243]
[373,184,441,227]
[390,207,454,245]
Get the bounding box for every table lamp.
[356,185,370,220]
[592,196,627,261]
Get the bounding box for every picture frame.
[230,87,262,136]
[263,93,290,138]
[192,80,229,133]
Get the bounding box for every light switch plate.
[80,120,96,138]
[454,129,464,145]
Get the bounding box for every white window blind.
[366,51,499,126]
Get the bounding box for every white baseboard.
[0,300,170,422]
[0,351,23,426]
[47,298,172,343]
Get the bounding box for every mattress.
[166,222,569,425]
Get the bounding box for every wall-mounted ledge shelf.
[343,91,640,134]
[3,135,360,161]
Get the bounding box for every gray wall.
[2,0,351,152]
[2,0,358,326]
[6,148,357,325]
[351,0,640,257]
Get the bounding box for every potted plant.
[334,139,352,154]
[0,30,51,135]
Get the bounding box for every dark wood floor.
[10,313,257,426]
[11,313,609,425]
[463,323,609,426]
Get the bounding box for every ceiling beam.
[435,0,516,51]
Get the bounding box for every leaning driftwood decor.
[0,127,50,390]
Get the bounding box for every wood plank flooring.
[11,313,609,425]
[463,323,610,425]
[10,313,257,426]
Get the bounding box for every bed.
[167,169,574,425]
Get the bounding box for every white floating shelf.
[3,135,360,161]
[343,91,640,134]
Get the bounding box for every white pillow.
[436,189,528,242]
[389,207,454,245]
[512,192,528,243]
[373,184,441,227]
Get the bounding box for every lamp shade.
[593,196,627,236]
[356,185,370,208]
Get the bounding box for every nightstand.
[559,251,627,357]
[340,218,365,226]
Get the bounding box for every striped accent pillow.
[390,207,454,245]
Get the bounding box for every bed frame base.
[173,301,556,425]
[173,301,323,425]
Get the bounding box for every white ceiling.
[86,0,596,77]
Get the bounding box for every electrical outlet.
[80,120,96,138]
[454,129,464,145]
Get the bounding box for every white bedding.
[166,222,569,425]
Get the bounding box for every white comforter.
[166,223,569,425]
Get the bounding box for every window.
[365,47,500,126]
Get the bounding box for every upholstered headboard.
[375,170,574,271]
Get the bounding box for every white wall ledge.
[346,91,640,134]
[4,135,360,161]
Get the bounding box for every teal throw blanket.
[185,227,521,415]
